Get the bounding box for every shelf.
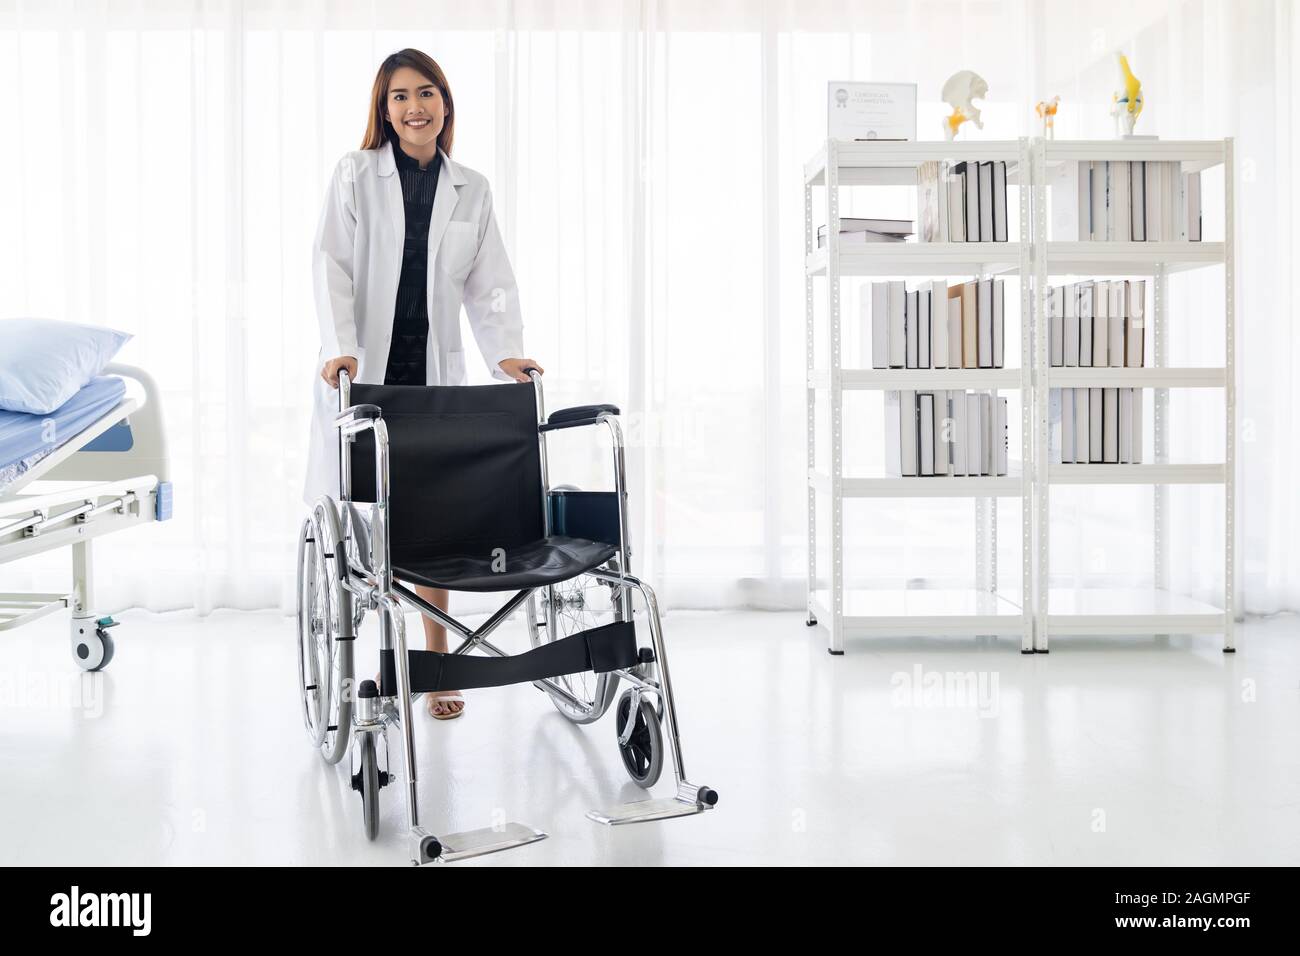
[810,469,1023,498]
[812,588,1024,637]
[1045,587,1226,635]
[1041,139,1225,174]
[804,139,1024,186]
[806,241,1023,277]
[811,368,1023,390]
[1044,241,1223,275]
[1049,463,1224,484]
[1048,367,1225,388]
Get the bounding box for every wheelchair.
[295,368,717,864]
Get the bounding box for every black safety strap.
[379,620,638,695]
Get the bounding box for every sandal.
[427,692,465,720]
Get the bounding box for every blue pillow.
[0,318,132,415]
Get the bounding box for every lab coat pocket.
[438,221,478,280]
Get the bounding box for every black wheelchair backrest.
[348,382,545,565]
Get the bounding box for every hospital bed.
[0,363,173,669]
[297,369,717,864]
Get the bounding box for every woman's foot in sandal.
[427,691,465,720]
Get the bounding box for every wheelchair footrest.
[381,620,638,694]
[436,823,547,863]
[588,782,719,826]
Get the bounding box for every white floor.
[2,606,1298,866]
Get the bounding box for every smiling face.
[384,65,447,152]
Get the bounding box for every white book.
[1050,286,1064,367]
[888,279,906,368]
[978,161,994,242]
[1050,160,1091,241]
[951,389,967,476]
[919,394,936,476]
[1091,162,1108,241]
[1089,388,1103,463]
[918,289,931,368]
[1074,387,1090,464]
[1078,282,1094,367]
[1103,387,1119,463]
[937,161,951,243]
[1130,161,1146,241]
[1104,162,1116,241]
[1118,387,1133,462]
[1048,388,1063,463]
[1112,161,1131,242]
[995,397,1008,475]
[1108,281,1126,367]
[977,278,993,368]
[933,390,950,475]
[1131,388,1144,463]
[871,281,888,369]
[947,291,963,369]
[1093,280,1110,368]
[1127,279,1146,367]
[966,393,982,475]
[992,279,1005,368]
[962,162,980,242]
[930,281,948,368]
[1060,388,1075,464]
[1063,283,1079,367]
[947,164,966,243]
[885,390,918,477]
[1175,166,1188,241]
[992,161,1008,242]
[961,281,978,368]
[979,393,994,476]
[917,161,942,243]
[905,289,919,369]
[1145,162,1163,242]
[1187,171,1202,241]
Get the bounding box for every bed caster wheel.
[352,733,381,841]
[615,689,663,789]
[419,835,442,863]
[698,786,719,807]
[72,616,117,672]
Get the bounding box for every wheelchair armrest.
[540,404,620,433]
[335,404,381,427]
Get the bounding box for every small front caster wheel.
[615,689,663,788]
[72,616,117,672]
[354,733,381,840]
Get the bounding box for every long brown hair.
[360,49,455,155]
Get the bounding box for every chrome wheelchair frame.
[295,368,717,864]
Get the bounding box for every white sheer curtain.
[1,0,1296,616]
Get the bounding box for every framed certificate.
[828,82,917,141]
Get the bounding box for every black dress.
[383,140,442,386]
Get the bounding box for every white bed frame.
[0,363,171,667]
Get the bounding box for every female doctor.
[306,48,543,719]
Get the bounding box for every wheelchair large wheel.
[615,688,663,788]
[526,570,622,725]
[296,499,354,766]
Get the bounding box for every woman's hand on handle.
[499,358,544,383]
[321,356,358,389]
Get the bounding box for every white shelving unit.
[1031,138,1235,652]
[804,138,1035,654]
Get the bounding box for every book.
[966,392,982,474]
[957,162,980,242]
[1131,388,1144,463]
[1060,388,1075,464]
[1187,171,1202,241]
[1146,162,1163,241]
[918,287,931,368]
[1108,281,1126,367]
[978,161,995,241]
[992,279,1005,368]
[885,390,918,476]
[888,280,906,367]
[1093,280,1110,367]
[1112,161,1131,242]
[1103,387,1119,462]
[1050,159,1091,241]
[932,390,950,475]
[1090,162,1107,241]
[1127,279,1146,367]
[952,389,968,476]
[917,161,942,243]
[977,278,994,368]
[1074,387,1090,463]
[1078,281,1094,367]
[947,286,963,369]
[995,397,1008,475]
[1050,286,1064,367]
[1089,388,1103,463]
[992,161,1009,242]
[929,281,948,368]
[1063,283,1079,367]
[919,393,936,476]
[871,282,888,369]
[1118,387,1133,462]
[961,281,978,368]
[905,289,919,369]
[1130,161,1146,241]
[946,163,966,243]
[819,217,914,234]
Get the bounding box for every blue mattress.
[0,376,128,489]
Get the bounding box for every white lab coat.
[304,140,524,503]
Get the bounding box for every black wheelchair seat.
[393,535,616,592]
